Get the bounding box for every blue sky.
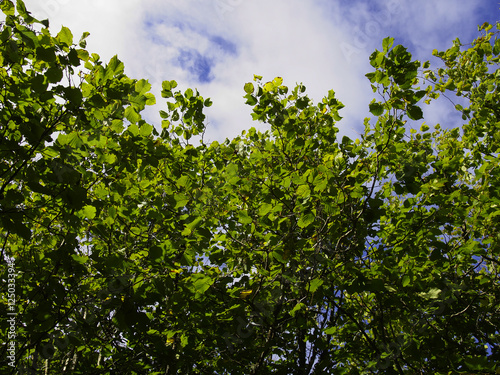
[23,0,500,142]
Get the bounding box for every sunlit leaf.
[56,26,73,47]
[297,213,315,228]
[81,205,96,219]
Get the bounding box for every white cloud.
[25,0,140,61]
[389,1,483,56]
[22,0,496,142]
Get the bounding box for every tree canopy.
[1,1,499,373]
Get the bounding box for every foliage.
[1,1,499,373]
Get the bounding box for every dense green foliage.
[1,1,499,373]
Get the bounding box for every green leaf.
[105,55,124,80]
[185,216,203,232]
[225,163,238,177]
[36,46,56,62]
[418,288,441,300]
[30,74,47,94]
[77,48,89,61]
[145,93,156,105]
[271,250,285,263]
[135,79,151,95]
[67,48,80,66]
[402,275,410,287]
[258,203,273,217]
[244,82,254,94]
[190,274,214,297]
[127,123,139,136]
[81,205,96,219]
[57,132,83,148]
[148,245,163,261]
[324,327,336,335]
[46,66,63,83]
[407,105,423,120]
[1,216,31,240]
[1,0,15,15]
[64,87,83,107]
[493,38,500,55]
[370,51,386,68]
[56,26,73,47]
[369,102,384,116]
[464,355,492,371]
[297,213,315,228]
[296,184,311,199]
[237,211,252,224]
[245,94,257,106]
[71,254,89,265]
[290,302,306,317]
[273,76,283,86]
[139,123,153,136]
[161,80,177,97]
[79,31,90,48]
[382,36,394,52]
[420,123,429,132]
[125,107,141,123]
[309,279,323,293]
[176,175,189,187]
[263,81,275,92]
[174,193,189,209]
